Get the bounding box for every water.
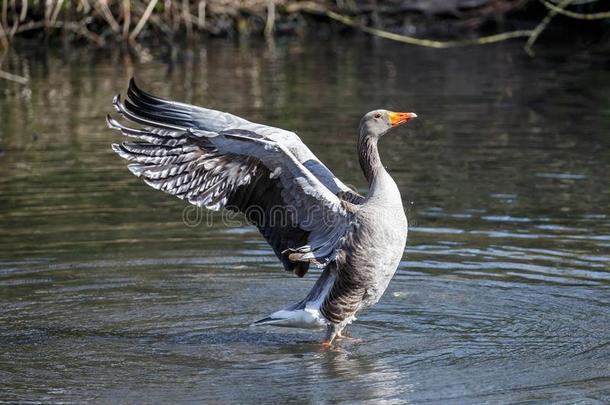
[1,37,609,403]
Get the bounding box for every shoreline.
[0,1,607,47]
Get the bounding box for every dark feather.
[109,80,360,278]
[109,91,313,276]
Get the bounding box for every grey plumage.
[108,79,415,344]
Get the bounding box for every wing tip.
[112,93,122,113]
[127,163,145,177]
[112,143,138,163]
[127,77,165,105]
[106,114,119,129]
[127,77,140,101]
[250,316,276,327]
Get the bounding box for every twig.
[96,0,120,33]
[0,19,8,48]
[182,0,192,37]
[0,68,28,84]
[265,0,275,37]
[540,0,610,20]
[50,0,65,24]
[122,0,130,39]
[197,0,206,30]
[164,0,171,22]
[284,1,326,14]
[130,0,159,40]
[19,0,27,22]
[131,0,171,34]
[8,0,17,34]
[44,0,51,27]
[546,0,596,5]
[324,10,533,48]
[13,19,45,33]
[79,0,91,14]
[1,0,7,28]
[525,0,573,55]
[171,0,179,31]
[13,20,105,46]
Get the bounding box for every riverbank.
[0,1,608,49]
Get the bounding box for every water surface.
[1,38,609,403]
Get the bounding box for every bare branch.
[130,0,159,40]
[525,0,573,55]
[324,10,533,49]
[0,69,28,84]
[540,0,610,20]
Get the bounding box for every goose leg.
[336,330,362,343]
[321,323,342,347]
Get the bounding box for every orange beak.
[389,111,417,127]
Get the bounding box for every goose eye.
[374,113,381,119]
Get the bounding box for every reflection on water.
[0,38,609,403]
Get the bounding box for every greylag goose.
[108,79,416,345]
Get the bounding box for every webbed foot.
[336,331,362,343]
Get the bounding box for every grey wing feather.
[126,79,363,202]
[108,82,354,276]
[198,127,350,265]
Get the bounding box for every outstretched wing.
[125,79,364,204]
[108,82,354,277]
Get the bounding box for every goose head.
[359,110,417,138]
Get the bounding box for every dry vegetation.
[0,0,607,59]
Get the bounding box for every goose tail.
[251,267,336,329]
[251,308,327,329]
